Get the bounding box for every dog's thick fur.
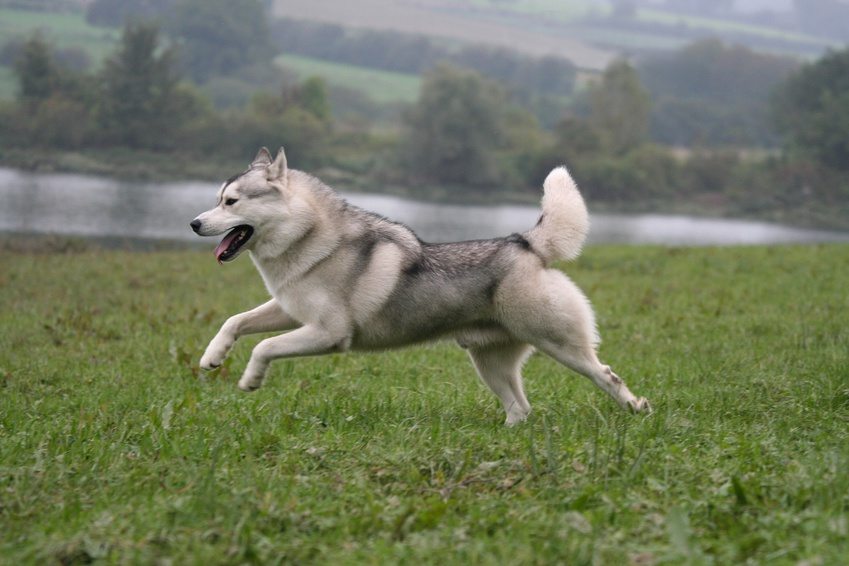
[191,147,650,424]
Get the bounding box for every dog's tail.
[525,166,589,265]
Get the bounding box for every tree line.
[0,23,329,168]
[1,15,847,227]
[10,0,804,150]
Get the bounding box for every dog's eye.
[224,198,238,206]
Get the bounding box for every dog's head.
[191,147,296,263]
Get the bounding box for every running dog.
[190,147,650,424]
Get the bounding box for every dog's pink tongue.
[214,232,238,263]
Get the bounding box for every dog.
[190,147,650,425]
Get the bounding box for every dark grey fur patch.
[350,232,379,278]
[505,233,531,250]
[223,171,244,188]
[404,258,424,276]
[486,280,499,303]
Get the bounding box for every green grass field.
[276,54,421,104]
[2,244,848,563]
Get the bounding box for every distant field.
[270,0,614,71]
[0,7,118,62]
[576,26,688,51]
[276,54,421,104]
[638,7,834,47]
[0,8,118,100]
[2,244,848,563]
[468,0,601,22]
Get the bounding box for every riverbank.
[4,166,847,246]
[0,147,244,183]
[2,148,848,231]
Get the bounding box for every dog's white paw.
[200,339,231,371]
[628,397,652,414]
[505,407,530,427]
[237,372,263,392]
[199,351,223,371]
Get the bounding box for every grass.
[276,54,421,104]
[1,243,848,563]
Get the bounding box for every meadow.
[275,54,421,104]
[1,243,847,564]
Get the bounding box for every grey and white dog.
[191,147,650,425]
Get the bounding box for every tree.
[772,47,849,171]
[7,34,96,149]
[640,39,799,146]
[587,59,651,154]
[98,22,191,148]
[400,65,506,187]
[277,76,331,123]
[167,0,273,82]
[13,34,60,104]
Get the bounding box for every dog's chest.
[252,261,339,325]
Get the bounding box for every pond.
[2,167,847,247]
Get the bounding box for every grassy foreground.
[1,244,848,564]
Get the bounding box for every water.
[1,167,847,246]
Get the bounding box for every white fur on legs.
[497,268,650,414]
[200,299,299,370]
[468,343,534,426]
[576,360,651,413]
[238,325,345,391]
[541,343,651,413]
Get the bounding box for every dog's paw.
[237,374,262,392]
[504,407,531,427]
[237,356,268,391]
[200,341,230,371]
[199,352,223,371]
[627,397,652,414]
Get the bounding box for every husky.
[190,147,650,425]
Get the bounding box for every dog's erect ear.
[251,147,272,167]
[266,147,288,180]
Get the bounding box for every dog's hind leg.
[468,342,534,426]
[498,269,650,413]
[200,299,299,370]
[540,343,651,413]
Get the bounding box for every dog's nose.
[190,219,202,234]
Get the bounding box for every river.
[1,167,847,246]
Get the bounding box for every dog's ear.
[251,147,272,167]
[266,147,288,180]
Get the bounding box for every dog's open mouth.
[214,225,254,263]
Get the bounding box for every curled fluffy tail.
[525,166,589,264]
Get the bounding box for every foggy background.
[1,0,848,235]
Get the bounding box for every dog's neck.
[250,206,342,296]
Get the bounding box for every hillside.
[271,0,838,70]
[270,0,616,71]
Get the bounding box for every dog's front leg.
[200,299,299,370]
[238,325,348,391]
